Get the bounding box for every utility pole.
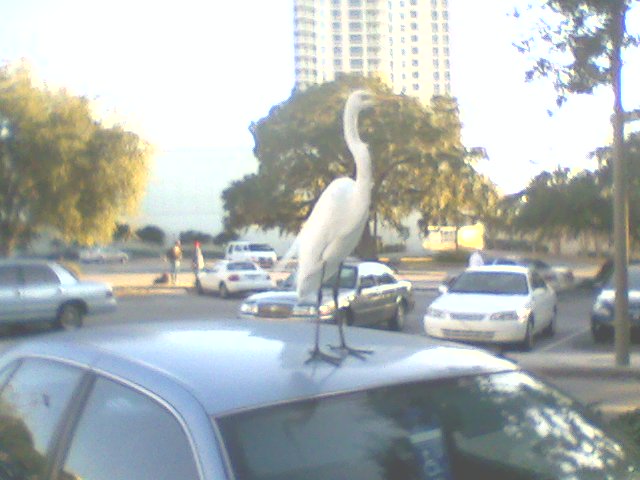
[611,1,630,366]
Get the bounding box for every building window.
[349,0,362,5]
[411,22,418,30]
[333,22,341,29]
[334,47,343,54]
[332,0,340,5]
[413,83,420,90]
[349,10,363,19]
[350,59,363,68]
[411,59,419,66]
[334,59,342,67]
[350,46,363,55]
[410,10,417,18]
[432,22,438,31]
[434,84,441,94]
[432,34,439,43]
[433,72,440,80]
[333,34,342,42]
[332,9,341,18]
[433,47,439,55]
[432,11,438,20]
[412,47,419,54]
[411,35,418,42]
[350,22,363,31]
[350,34,363,42]
[433,59,439,68]
[412,71,419,78]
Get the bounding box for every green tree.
[515,0,635,364]
[135,225,165,245]
[222,75,494,256]
[0,64,151,256]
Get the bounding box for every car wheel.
[389,301,406,331]
[542,307,557,338]
[56,303,84,330]
[519,318,535,352]
[219,282,229,299]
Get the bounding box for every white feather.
[295,90,375,301]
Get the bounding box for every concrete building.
[293,0,451,103]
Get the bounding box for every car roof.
[4,320,517,417]
[466,265,531,274]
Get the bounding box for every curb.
[114,286,191,297]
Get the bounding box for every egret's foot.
[330,343,373,360]
[306,346,343,366]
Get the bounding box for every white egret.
[295,89,376,363]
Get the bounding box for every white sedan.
[196,261,274,298]
[424,265,557,351]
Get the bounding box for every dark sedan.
[239,261,414,331]
[591,264,640,342]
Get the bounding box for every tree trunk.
[355,221,378,260]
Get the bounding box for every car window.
[359,275,377,289]
[378,273,397,285]
[450,271,529,295]
[21,265,60,286]
[248,244,274,252]
[0,358,84,480]
[0,266,20,287]
[62,376,199,480]
[218,370,640,480]
[228,262,257,271]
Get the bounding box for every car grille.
[257,304,292,318]
[442,329,495,341]
[449,312,485,321]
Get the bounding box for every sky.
[2,0,639,236]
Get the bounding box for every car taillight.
[228,274,240,282]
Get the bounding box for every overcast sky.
[2,0,638,233]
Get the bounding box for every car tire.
[389,301,406,331]
[219,282,229,299]
[542,307,557,338]
[56,303,84,330]
[519,318,535,352]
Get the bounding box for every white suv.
[225,241,278,269]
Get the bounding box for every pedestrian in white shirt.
[469,250,484,267]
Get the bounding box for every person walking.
[192,241,205,284]
[167,240,183,284]
[468,249,484,267]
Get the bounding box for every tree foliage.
[222,75,495,255]
[0,64,152,255]
[135,225,165,246]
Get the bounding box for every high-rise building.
[293,0,451,104]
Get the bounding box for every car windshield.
[279,266,358,291]
[450,271,529,295]
[217,370,640,480]
[228,262,257,271]
[248,244,274,252]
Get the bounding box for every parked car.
[225,241,278,269]
[1,319,638,480]
[0,259,116,329]
[424,265,557,350]
[489,256,574,291]
[239,261,414,331]
[591,264,640,342]
[196,260,274,298]
[79,246,129,264]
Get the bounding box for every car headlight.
[593,300,613,317]
[240,302,258,315]
[489,311,519,321]
[318,304,335,316]
[426,307,446,319]
[292,305,317,317]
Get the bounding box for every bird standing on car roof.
[295,89,376,364]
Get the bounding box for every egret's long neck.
[344,103,373,186]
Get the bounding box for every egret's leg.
[306,262,342,366]
[331,262,372,358]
